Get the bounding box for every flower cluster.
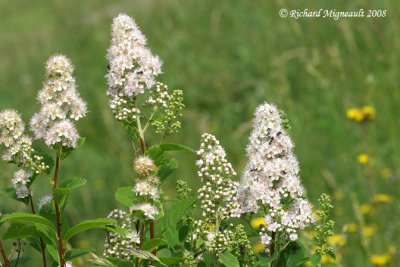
[146,82,184,137]
[0,109,48,198]
[106,13,162,121]
[191,133,241,255]
[103,209,140,260]
[346,105,375,122]
[236,103,314,249]
[130,156,160,220]
[30,55,87,148]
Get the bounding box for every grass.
[0,0,399,266]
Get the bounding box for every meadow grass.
[0,0,399,266]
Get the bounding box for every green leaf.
[59,177,87,189]
[2,223,38,240]
[157,196,197,235]
[115,186,137,207]
[159,257,182,265]
[65,247,94,261]
[46,243,59,263]
[218,251,240,267]
[277,241,307,267]
[130,249,166,266]
[64,218,116,242]
[0,213,55,231]
[158,143,195,153]
[310,254,322,266]
[10,256,32,266]
[158,158,178,183]
[61,137,85,160]
[0,188,29,205]
[141,238,168,252]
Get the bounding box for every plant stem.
[14,240,21,267]
[29,195,47,267]
[52,153,65,267]
[0,240,10,267]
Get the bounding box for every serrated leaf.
[0,213,55,232]
[63,218,115,242]
[218,251,240,267]
[115,186,136,207]
[141,238,168,252]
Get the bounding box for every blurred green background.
[0,0,399,266]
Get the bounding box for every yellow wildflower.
[388,246,396,255]
[252,243,265,254]
[359,204,372,215]
[372,194,393,203]
[321,254,336,264]
[362,106,376,120]
[347,108,364,122]
[334,191,344,201]
[327,234,346,247]
[357,154,370,164]
[370,254,390,265]
[344,223,358,233]
[304,261,313,267]
[362,225,377,238]
[250,217,265,230]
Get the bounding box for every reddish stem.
[0,240,10,267]
[52,154,65,267]
[29,195,47,267]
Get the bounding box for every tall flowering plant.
[0,13,335,267]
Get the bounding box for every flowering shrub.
[0,13,334,267]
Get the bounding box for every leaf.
[0,188,29,205]
[9,256,32,266]
[158,158,178,183]
[65,247,94,261]
[59,177,87,189]
[310,254,322,266]
[0,213,55,231]
[61,137,85,160]
[115,186,137,207]
[46,243,59,263]
[218,251,240,267]
[2,223,38,240]
[277,241,307,267]
[158,143,195,153]
[159,257,182,265]
[130,249,166,266]
[141,238,168,252]
[63,218,116,242]
[157,196,197,235]
[163,227,180,247]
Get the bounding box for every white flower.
[31,55,87,148]
[130,203,158,220]
[236,103,314,247]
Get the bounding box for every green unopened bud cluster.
[313,194,335,256]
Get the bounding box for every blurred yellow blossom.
[321,254,336,264]
[372,194,393,203]
[252,243,265,254]
[362,106,376,120]
[362,225,377,238]
[357,154,370,165]
[327,234,346,247]
[344,223,358,233]
[388,246,396,255]
[347,106,376,122]
[347,108,364,122]
[250,217,265,229]
[360,204,372,215]
[370,254,390,265]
